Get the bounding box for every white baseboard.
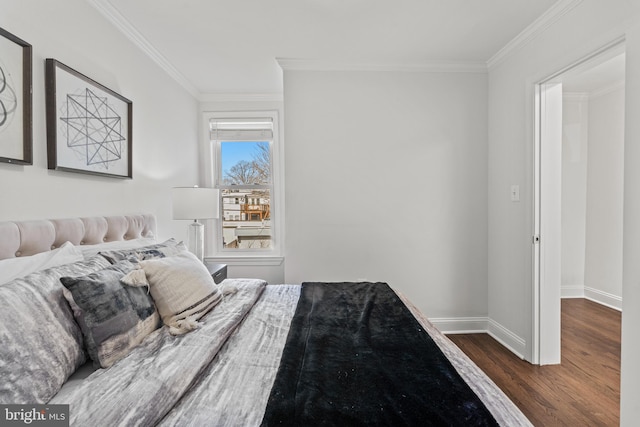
[561,284,622,311]
[561,284,585,298]
[487,319,527,359]
[429,317,488,334]
[431,316,526,360]
[584,287,622,312]
[431,291,621,364]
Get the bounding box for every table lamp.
[171,186,219,261]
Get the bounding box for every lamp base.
[187,220,204,262]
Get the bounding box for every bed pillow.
[79,237,157,258]
[136,251,223,335]
[0,255,112,404]
[98,238,187,264]
[60,260,161,369]
[0,241,83,285]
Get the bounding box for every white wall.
[0,0,199,241]
[283,69,488,320]
[561,87,625,310]
[561,95,589,296]
[584,86,625,306]
[486,0,639,422]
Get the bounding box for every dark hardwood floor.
[448,299,620,426]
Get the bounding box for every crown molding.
[87,0,200,98]
[563,80,625,102]
[589,80,625,99]
[199,93,284,103]
[487,0,584,70]
[563,92,589,102]
[276,58,487,73]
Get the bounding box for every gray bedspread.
[158,285,301,427]
[50,279,267,426]
[52,281,531,427]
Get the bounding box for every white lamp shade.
[172,187,219,220]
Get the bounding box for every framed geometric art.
[0,27,32,165]
[45,58,132,178]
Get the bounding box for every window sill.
[203,255,284,267]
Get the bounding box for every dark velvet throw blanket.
[261,282,499,427]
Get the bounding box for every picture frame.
[45,58,132,178]
[0,27,32,165]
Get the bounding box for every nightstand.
[205,262,227,284]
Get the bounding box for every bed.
[0,214,532,426]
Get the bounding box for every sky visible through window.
[221,141,268,176]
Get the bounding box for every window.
[206,112,281,255]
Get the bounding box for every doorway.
[533,39,625,365]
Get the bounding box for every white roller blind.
[209,118,273,141]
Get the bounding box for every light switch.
[510,185,520,202]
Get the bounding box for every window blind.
[209,118,273,141]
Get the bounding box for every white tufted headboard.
[0,214,157,260]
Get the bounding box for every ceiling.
[96,0,560,96]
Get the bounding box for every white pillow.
[132,251,223,335]
[0,241,84,285]
[79,237,157,258]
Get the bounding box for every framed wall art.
[45,58,132,178]
[0,27,32,165]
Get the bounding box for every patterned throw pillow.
[60,261,161,368]
[137,251,223,335]
[98,238,187,264]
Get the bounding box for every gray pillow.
[98,238,186,264]
[60,261,160,368]
[0,255,112,404]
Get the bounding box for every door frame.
[532,38,625,365]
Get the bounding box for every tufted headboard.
[0,214,157,260]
